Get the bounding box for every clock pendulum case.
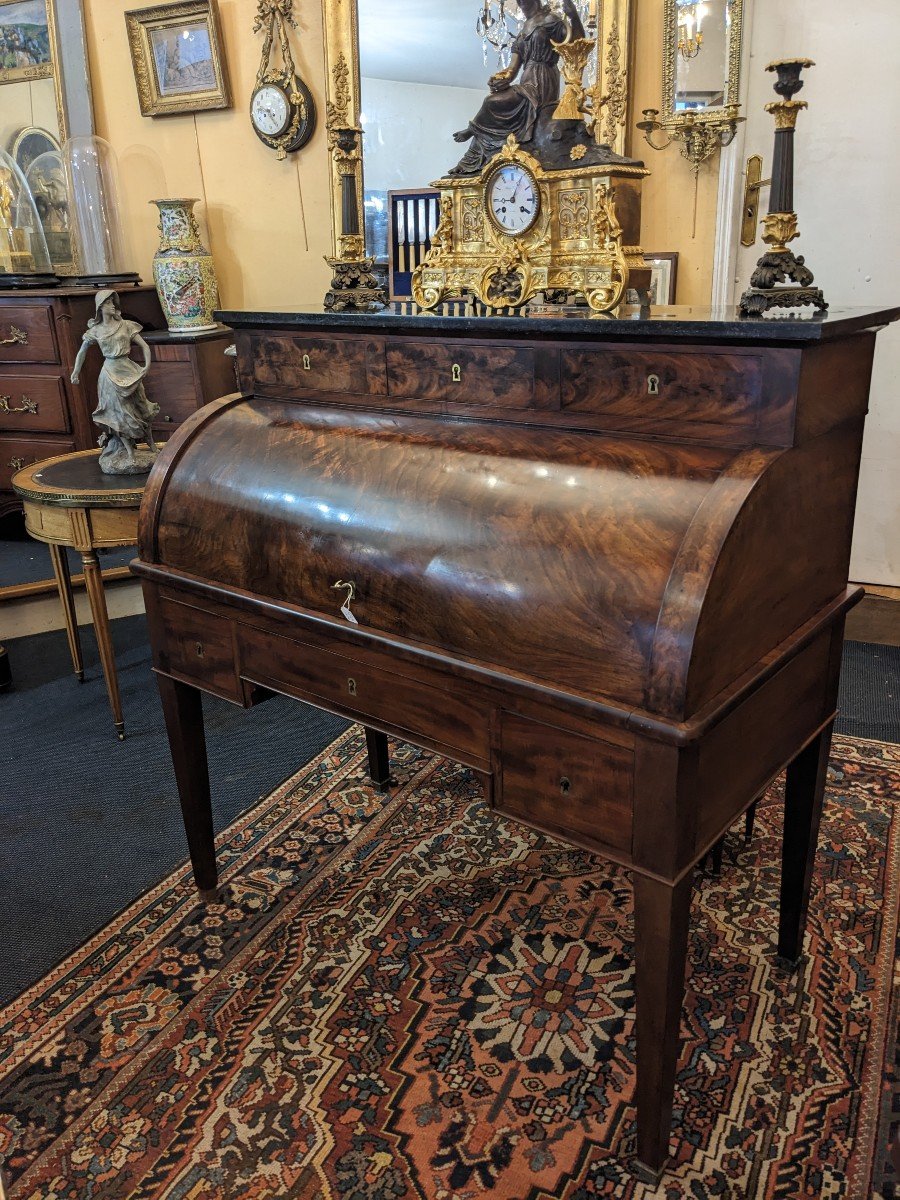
[251,0,316,159]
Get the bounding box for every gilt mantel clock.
[412,135,649,313]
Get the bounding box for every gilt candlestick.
[740,59,827,317]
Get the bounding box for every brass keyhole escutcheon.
[196,642,204,657]
[647,374,660,396]
[302,353,311,371]
[451,363,461,383]
[560,776,571,795]
[348,677,357,696]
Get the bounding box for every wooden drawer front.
[156,596,240,700]
[1,435,75,491]
[560,349,763,436]
[146,363,198,429]
[238,624,490,764]
[0,305,58,364]
[386,341,536,407]
[498,713,633,853]
[251,334,387,395]
[0,374,69,433]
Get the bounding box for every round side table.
[12,448,151,739]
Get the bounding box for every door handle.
[741,155,772,247]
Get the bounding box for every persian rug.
[1,731,898,1200]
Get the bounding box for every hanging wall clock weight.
[251,0,317,159]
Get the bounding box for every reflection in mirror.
[673,0,731,111]
[24,149,73,272]
[358,0,503,264]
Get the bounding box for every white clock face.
[487,164,540,235]
[252,85,290,137]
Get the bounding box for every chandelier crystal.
[476,0,597,78]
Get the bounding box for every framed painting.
[125,0,230,117]
[626,252,679,307]
[0,0,53,85]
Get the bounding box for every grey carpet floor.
[0,614,347,1008]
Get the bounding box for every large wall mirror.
[662,0,742,119]
[322,0,634,276]
[0,0,95,276]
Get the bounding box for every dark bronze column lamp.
[740,58,827,316]
[323,124,387,313]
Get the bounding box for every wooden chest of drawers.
[0,291,235,518]
[0,287,164,519]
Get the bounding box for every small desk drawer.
[2,435,75,491]
[560,348,763,436]
[0,305,58,364]
[238,624,490,763]
[146,362,198,430]
[251,333,387,396]
[0,374,69,433]
[386,341,536,407]
[156,596,240,700]
[498,712,633,853]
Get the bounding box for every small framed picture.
[125,0,230,118]
[626,252,679,307]
[0,0,53,85]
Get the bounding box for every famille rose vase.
[151,198,219,334]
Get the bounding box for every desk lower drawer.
[2,435,76,491]
[238,624,490,764]
[156,596,241,701]
[0,374,69,433]
[498,712,633,853]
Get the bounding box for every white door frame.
[710,0,757,308]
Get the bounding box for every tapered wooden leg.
[632,871,693,1182]
[49,543,84,681]
[156,674,217,894]
[81,550,125,738]
[778,723,833,963]
[365,727,392,791]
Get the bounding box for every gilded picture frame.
[0,0,53,86]
[125,0,230,118]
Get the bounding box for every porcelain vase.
[151,198,219,334]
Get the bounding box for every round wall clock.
[484,161,541,236]
[249,72,316,157]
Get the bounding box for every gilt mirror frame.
[320,0,635,264]
[660,0,743,128]
[0,0,95,147]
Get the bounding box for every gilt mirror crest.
[321,0,634,272]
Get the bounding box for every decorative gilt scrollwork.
[461,197,484,243]
[0,327,27,347]
[558,190,590,241]
[601,20,627,148]
[0,395,38,414]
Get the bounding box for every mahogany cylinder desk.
[133,304,899,1180]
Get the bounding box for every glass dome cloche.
[61,135,140,285]
[24,150,75,276]
[0,148,57,288]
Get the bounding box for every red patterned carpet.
[1,731,898,1199]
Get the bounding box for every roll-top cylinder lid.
[141,397,753,716]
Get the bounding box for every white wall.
[733,0,900,585]
[360,76,485,193]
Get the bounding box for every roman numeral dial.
[485,163,541,236]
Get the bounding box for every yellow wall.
[82,0,719,310]
[83,0,334,310]
[629,0,719,304]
